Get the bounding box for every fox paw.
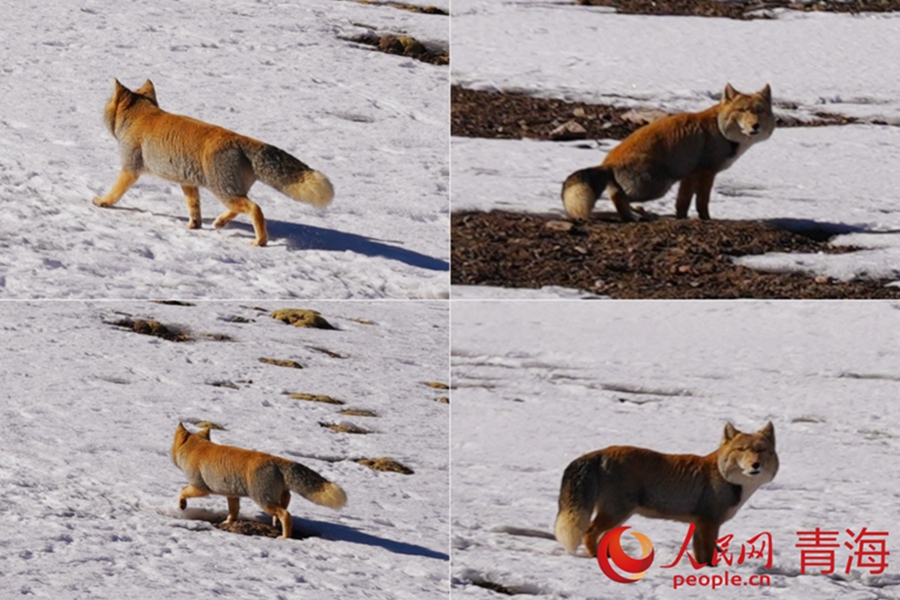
[179,498,186,510]
[92,197,110,207]
[187,218,201,230]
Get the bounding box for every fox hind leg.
[213,195,268,247]
[608,187,640,223]
[583,510,630,558]
[272,490,291,527]
[259,504,292,539]
[182,185,202,229]
[93,170,139,207]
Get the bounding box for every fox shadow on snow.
[180,507,448,560]
[108,203,448,271]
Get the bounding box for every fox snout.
[740,118,763,137]
[741,456,764,475]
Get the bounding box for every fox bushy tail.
[281,461,347,509]
[241,140,334,207]
[554,459,599,554]
[561,167,611,219]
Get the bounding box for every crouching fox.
[561,84,774,222]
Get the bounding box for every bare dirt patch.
[270,309,336,330]
[259,357,304,369]
[340,409,379,417]
[349,33,448,65]
[356,0,448,15]
[356,457,415,474]
[574,0,900,18]
[451,212,900,299]
[216,519,315,540]
[320,422,372,434]
[286,392,345,405]
[108,318,193,342]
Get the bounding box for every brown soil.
[574,0,900,18]
[320,422,372,434]
[356,0,448,15]
[286,392,345,405]
[451,212,900,299]
[108,318,192,342]
[356,457,415,474]
[349,33,448,65]
[217,519,315,540]
[258,357,304,369]
[270,309,335,330]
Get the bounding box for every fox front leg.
[225,496,240,525]
[93,170,139,207]
[177,484,210,510]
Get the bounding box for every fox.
[554,422,778,565]
[561,84,774,222]
[171,423,347,539]
[94,79,334,246]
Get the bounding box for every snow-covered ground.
[0,300,449,598]
[451,300,900,599]
[0,0,449,299]
[451,2,900,296]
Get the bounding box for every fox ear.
[723,422,738,441]
[722,83,737,102]
[758,84,772,104]
[135,79,158,105]
[198,427,211,440]
[760,421,775,443]
[113,78,127,98]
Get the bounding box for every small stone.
[549,119,587,141]
[545,220,574,232]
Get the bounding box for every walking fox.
[171,423,346,539]
[555,422,778,565]
[94,79,334,246]
[561,84,774,222]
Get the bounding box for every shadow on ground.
[177,508,448,560]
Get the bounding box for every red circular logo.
[596,526,655,583]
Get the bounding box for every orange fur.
[562,84,774,221]
[555,422,778,564]
[94,79,333,246]
[171,424,346,539]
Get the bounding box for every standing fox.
[94,79,334,246]
[171,423,347,539]
[561,84,774,221]
[555,422,778,565]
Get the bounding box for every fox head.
[717,421,778,486]
[717,83,775,144]
[103,78,159,137]
[171,423,211,466]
